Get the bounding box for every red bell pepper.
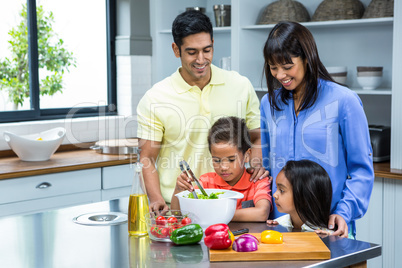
[204,223,233,250]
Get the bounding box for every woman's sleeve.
[335,92,374,223]
[260,95,271,171]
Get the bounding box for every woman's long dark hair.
[282,160,332,229]
[263,21,335,113]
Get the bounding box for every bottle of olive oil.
[128,162,149,236]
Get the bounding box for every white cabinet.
[101,164,134,201]
[356,177,402,268]
[150,0,402,166]
[0,169,102,217]
[0,164,137,218]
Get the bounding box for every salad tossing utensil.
[179,161,198,199]
[181,160,209,197]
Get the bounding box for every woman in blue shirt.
[260,21,374,238]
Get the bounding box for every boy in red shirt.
[171,116,272,222]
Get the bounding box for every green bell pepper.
[170,224,203,245]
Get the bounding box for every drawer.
[0,190,101,217]
[102,164,134,189]
[0,168,101,204]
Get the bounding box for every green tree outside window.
[0,4,76,109]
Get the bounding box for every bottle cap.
[134,162,143,172]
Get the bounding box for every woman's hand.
[328,214,348,238]
[247,164,270,183]
[175,172,194,192]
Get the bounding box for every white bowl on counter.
[175,188,244,229]
[4,127,66,161]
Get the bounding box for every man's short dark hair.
[172,10,213,51]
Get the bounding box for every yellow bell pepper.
[229,230,235,243]
[261,230,283,244]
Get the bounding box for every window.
[0,0,116,123]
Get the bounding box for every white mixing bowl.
[175,188,244,229]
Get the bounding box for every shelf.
[159,26,231,34]
[242,17,394,30]
[254,87,392,95]
[352,88,392,95]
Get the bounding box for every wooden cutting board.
[209,232,330,262]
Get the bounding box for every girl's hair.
[263,21,335,113]
[207,116,251,154]
[282,159,332,229]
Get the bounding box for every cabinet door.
[355,177,383,268]
[102,164,134,201]
[102,164,134,189]
[0,168,101,204]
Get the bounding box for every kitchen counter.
[373,162,402,180]
[0,148,137,180]
[0,198,381,268]
[0,148,401,180]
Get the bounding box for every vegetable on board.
[236,234,259,244]
[204,223,234,250]
[232,235,259,252]
[261,230,283,244]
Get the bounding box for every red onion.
[236,234,259,244]
[232,236,258,252]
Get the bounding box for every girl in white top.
[267,160,335,236]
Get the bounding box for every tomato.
[172,223,183,230]
[150,226,160,237]
[156,216,167,226]
[161,227,172,238]
[167,216,178,225]
[181,217,192,226]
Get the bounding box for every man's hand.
[149,200,169,213]
[328,214,348,238]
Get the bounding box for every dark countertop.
[0,198,381,268]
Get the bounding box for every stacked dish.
[327,66,347,84]
[357,66,383,90]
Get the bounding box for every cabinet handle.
[36,182,52,189]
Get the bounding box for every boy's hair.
[282,159,332,229]
[207,116,252,154]
[172,10,213,53]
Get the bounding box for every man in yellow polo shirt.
[137,10,265,212]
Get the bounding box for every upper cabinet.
[150,0,402,169]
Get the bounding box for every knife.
[182,160,209,197]
[232,228,249,236]
[179,161,198,199]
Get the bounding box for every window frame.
[0,0,117,123]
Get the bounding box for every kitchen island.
[0,198,381,268]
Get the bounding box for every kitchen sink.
[73,211,127,226]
